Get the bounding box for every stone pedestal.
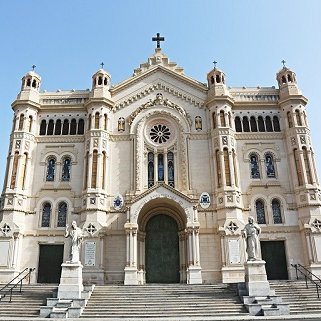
[58,262,84,299]
[244,260,271,296]
[124,266,138,285]
[187,266,202,284]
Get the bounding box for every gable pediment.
[112,67,207,111]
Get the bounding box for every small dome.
[21,69,41,91]
[92,66,111,89]
[276,65,297,87]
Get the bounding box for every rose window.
[149,124,171,143]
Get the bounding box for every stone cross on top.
[152,33,165,49]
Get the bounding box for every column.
[307,150,317,184]
[14,155,24,189]
[228,150,236,188]
[87,154,93,188]
[164,151,168,184]
[6,155,15,189]
[220,151,226,186]
[96,153,102,189]
[299,150,308,184]
[99,236,104,269]
[194,228,200,266]
[126,230,130,266]
[154,152,158,183]
[11,235,20,268]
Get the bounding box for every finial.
[281,60,286,68]
[100,62,104,69]
[213,61,217,69]
[32,65,36,71]
[152,33,165,49]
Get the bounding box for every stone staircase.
[271,280,321,315]
[81,284,249,319]
[0,284,57,318]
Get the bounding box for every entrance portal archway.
[145,214,180,283]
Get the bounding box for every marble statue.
[65,221,83,263]
[242,216,261,261]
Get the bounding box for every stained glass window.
[250,154,260,179]
[148,152,154,188]
[57,202,67,227]
[168,152,174,187]
[41,202,51,227]
[46,157,56,181]
[265,153,276,178]
[61,157,71,181]
[272,199,282,224]
[256,200,266,224]
[158,154,164,181]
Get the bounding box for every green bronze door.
[145,214,180,283]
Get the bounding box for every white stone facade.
[1,48,321,285]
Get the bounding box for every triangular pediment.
[130,182,196,205]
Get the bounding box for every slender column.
[99,236,104,268]
[132,229,137,267]
[12,235,20,268]
[154,152,158,183]
[6,155,15,189]
[195,229,200,266]
[299,150,308,184]
[96,153,102,189]
[87,154,93,188]
[142,234,146,270]
[228,151,236,188]
[22,155,31,191]
[15,155,23,189]
[307,150,317,184]
[164,151,168,184]
[188,230,193,266]
[126,230,130,266]
[193,206,198,222]
[219,152,226,186]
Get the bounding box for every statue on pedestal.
[65,221,83,263]
[242,216,261,261]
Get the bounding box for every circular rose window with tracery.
[150,124,171,143]
[145,118,176,147]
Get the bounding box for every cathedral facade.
[1,47,321,285]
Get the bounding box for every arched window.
[294,148,303,186]
[250,116,258,132]
[70,119,77,135]
[55,119,62,135]
[57,202,67,227]
[88,114,91,130]
[223,148,231,186]
[281,75,286,84]
[84,152,89,189]
[302,147,312,184]
[265,153,276,178]
[235,116,242,132]
[272,199,282,224]
[216,74,221,83]
[62,119,69,135]
[258,116,265,132]
[158,154,164,181]
[232,149,238,187]
[91,150,98,188]
[210,76,214,84]
[148,152,154,188]
[61,157,71,182]
[255,199,266,224]
[104,77,108,85]
[102,152,107,189]
[265,116,273,132]
[10,152,19,189]
[243,117,250,132]
[303,111,308,127]
[46,157,56,181]
[77,119,84,134]
[19,153,28,189]
[250,154,260,179]
[28,116,33,132]
[26,78,31,87]
[47,119,54,135]
[98,76,102,85]
[287,74,292,82]
[212,113,216,129]
[295,110,302,126]
[287,112,293,128]
[216,150,222,188]
[18,114,24,131]
[195,116,202,131]
[168,151,174,187]
[228,112,232,128]
[104,114,108,130]
[118,117,125,132]
[32,79,37,88]
[94,112,100,129]
[41,202,51,227]
[220,111,226,127]
[273,116,280,132]
[40,120,47,135]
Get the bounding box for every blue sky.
[0,0,320,187]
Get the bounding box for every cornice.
[278,95,308,105]
[36,136,85,143]
[235,132,284,140]
[12,100,40,110]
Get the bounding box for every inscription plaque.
[85,241,96,266]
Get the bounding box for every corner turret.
[17,67,41,103]
[91,64,111,99]
[276,61,301,98]
[207,64,230,97]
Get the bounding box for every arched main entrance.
[145,214,180,283]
